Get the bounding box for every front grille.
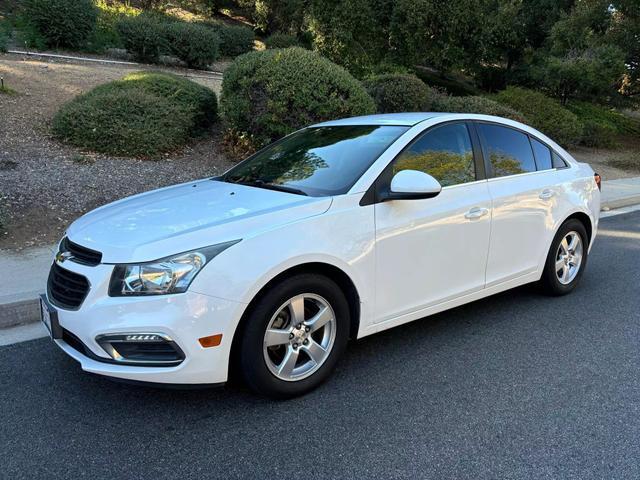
[60,237,102,266]
[47,263,90,310]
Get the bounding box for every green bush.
[52,72,218,157]
[116,13,170,63]
[216,24,255,57]
[166,22,220,69]
[24,0,97,49]
[495,87,583,146]
[363,74,437,113]
[432,95,528,123]
[87,0,140,52]
[220,47,375,147]
[265,33,300,49]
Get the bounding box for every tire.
[540,219,589,296]
[238,273,350,399]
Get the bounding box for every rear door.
[476,122,563,286]
[373,122,492,323]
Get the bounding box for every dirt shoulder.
[0,53,233,251]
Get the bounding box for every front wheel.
[238,274,350,399]
[540,219,589,296]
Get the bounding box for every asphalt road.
[2,211,640,479]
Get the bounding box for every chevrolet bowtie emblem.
[56,251,73,263]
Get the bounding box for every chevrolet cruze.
[41,113,601,398]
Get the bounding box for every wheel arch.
[563,211,593,245]
[228,262,361,378]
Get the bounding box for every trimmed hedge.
[220,47,375,147]
[364,74,436,113]
[432,95,528,123]
[166,22,220,69]
[216,24,255,57]
[265,33,301,49]
[495,87,583,146]
[24,0,97,49]
[52,72,217,157]
[116,14,170,63]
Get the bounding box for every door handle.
[539,189,555,200]
[464,207,489,220]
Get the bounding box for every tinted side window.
[552,152,567,168]
[531,138,552,170]
[478,124,536,178]
[393,123,475,187]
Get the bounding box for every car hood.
[66,179,332,263]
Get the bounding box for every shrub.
[166,22,220,69]
[220,47,375,147]
[363,74,437,113]
[432,95,528,123]
[216,24,255,57]
[87,0,140,52]
[52,72,218,157]
[0,28,7,53]
[116,14,170,63]
[495,87,583,146]
[265,33,300,49]
[24,0,97,49]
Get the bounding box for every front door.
[373,122,492,323]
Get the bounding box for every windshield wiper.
[228,179,308,196]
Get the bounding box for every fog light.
[125,334,162,342]
[96,332,185,366]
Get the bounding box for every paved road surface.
[1,211,639,479]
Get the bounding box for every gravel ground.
[0,53,233,251]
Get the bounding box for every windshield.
[221,125,409,197]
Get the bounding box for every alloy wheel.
[262,293,336,382]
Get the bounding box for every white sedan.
[41,113,601,398]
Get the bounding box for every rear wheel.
[238,274,350,399]
[540,219,589,295]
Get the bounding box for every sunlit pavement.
[1,211,639,479]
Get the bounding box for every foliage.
[52,72,218,157]
[0,19,9,52]
[363,74,437,113]
[116,13,171,62]
[252,0,306,33]
[306,0,391,76]
[265,33,300,49]
[214,24,255,57]
[567,100,640,148]
[414,67,479,96]
[23,0,97,49]
[389,0,484,72]
[166,22,220,68]
[495,87,583,146]
[87,0,140,52]
[220,47,375,147]
[432,95,528,124]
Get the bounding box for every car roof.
[311,112,451,127]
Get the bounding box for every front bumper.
[49,260,246,385]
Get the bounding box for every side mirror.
[383,169,442,201]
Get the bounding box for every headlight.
[108,240,240,296]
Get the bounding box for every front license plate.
[40,295,61,339]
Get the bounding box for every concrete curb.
[601,194,640,211]
[0,298,40,330]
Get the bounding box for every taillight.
[594,173,601,191]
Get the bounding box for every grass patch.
[0,84,17,95]
[52,71,218,157]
